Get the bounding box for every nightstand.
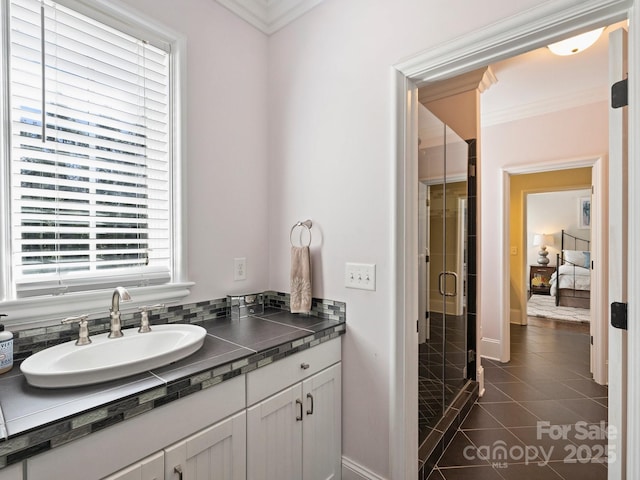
[530,265,555,295]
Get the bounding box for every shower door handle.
[445,271,458,297]
[438,271,458,297]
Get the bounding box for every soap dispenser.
[0,315,14,374]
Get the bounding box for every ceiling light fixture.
[547,27,605,56]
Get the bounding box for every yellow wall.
[509,168,592,324]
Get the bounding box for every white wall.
[105,1,607,478]
[481,101,607,343]
[120,0,271,302]
[526,189,592,268]
[266,0,541,477]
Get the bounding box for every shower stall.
[417,106,478,467]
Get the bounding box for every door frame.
[391,1,639,479]
[505,157,607,387]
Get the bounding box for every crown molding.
[216,0,324,35]
[418,67,497,104]
[395,0,631,84]
[481,85,607,126]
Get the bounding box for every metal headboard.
[560,229,590,253]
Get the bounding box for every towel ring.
[290,220,312,247]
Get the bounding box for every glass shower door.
[442,125,468,407]
[417,107,468,445]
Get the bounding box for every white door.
[247,384,303,480]
[608,26,628,480]
[302,364,342,480]
[104,452,164,480]
[164,412,246,480]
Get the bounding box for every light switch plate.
[345,263,376,291]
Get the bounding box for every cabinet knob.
[300,362,310,370]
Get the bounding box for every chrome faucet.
[62,315,91,345]
[109,286,131,338]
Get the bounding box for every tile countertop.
[0,308,345,469]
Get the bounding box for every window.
[1,0,188,323]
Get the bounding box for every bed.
[550,230,591,309]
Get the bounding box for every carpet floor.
[527,294,590,323]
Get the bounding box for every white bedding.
[550,264,591,296]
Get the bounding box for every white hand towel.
[290,246,312,313]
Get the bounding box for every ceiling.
[215,0,323,34]
[481,22,627,126]
[217,2,624,128]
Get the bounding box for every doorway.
[504,159,607,386]
[523,187,592,323]
[391,2,639,479]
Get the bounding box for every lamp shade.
[533,234,554,247]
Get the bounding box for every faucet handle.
[61,315,91,346]
[138,304,165,333]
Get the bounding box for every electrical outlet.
[511,246,518,255]
[345,263,376,291]
[234,257,246,281]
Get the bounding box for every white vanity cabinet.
[19,337,342,480]
[164,411,246,480]
[103,412,246,480]
[300,364,341,480]
[247,385,303,479]
[0,463,23,480]
[103,452,164,480]
[26,376,246,480]
[246,339,341,480]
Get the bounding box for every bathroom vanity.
[0,308,344,480]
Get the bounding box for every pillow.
[564,250,590,268]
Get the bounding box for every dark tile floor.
[419,313,468,444]
[427,318,609,480]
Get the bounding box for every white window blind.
[9,0,172,297]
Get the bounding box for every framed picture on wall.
[578,197,591,229]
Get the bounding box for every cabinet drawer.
[246,337,341,406]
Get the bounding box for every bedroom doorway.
[524,187,593,326]
[504,159,607,387]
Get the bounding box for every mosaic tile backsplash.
[12,291,346,362]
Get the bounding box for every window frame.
[0,0,191,329]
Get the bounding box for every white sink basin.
[20,324,207,389]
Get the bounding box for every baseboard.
[480,337,501,361]
[477,365,485,397]
[510,307,523,324]
[342,456,387,480]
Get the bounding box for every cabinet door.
[247,384,303,480]
[102,452,164,480]
[302,364,341,480]
[0,463,23,480]
[165,412,246,480]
